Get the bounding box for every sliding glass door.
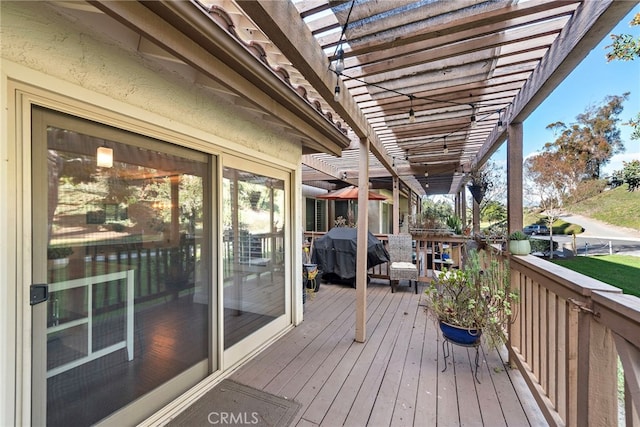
[31,107,213,426]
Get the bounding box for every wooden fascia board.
[472,0,637,170]
[238,0,397,176]
[89,0,349,156]
[301,154,342,180]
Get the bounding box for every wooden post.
[614,334,640,426]
[393,176,399,234]
[507,122,523,234]
[356,137,370,343]
[461,189,467,226]
[472,198,480,234]
[576,309,618,426]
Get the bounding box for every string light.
[335,48,345,74]
[408,95,416,123]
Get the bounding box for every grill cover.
[311,227,389,284]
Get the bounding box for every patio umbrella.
[316,185,387,201]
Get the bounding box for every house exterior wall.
[1,2,304,425]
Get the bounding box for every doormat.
[167,379,301,427]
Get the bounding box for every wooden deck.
[230,279,548,427]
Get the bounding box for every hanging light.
[335,48,345,74]
[408,95,416,123]
[443,137,449,154]
[497,109,505,131]
[469,103,477,128]
[96,146,113,168]
[334,83,341,101]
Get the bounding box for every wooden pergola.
[219,0,635,342]
[41,2,640,425]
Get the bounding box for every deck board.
[229,279,548,426]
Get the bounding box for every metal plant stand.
[441,337,481,384]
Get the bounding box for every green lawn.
[552,255,640,297]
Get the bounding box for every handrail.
[508,254,640,427]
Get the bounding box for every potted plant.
[467,167,492,204]
[47,246,74,270]
[303,233,319,298]
[424,247,518,348]
[508,230,531,255]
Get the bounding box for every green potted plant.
[47,246,74,270]
[424,248,518,348]
[508,230,531,255]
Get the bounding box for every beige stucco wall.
[0,2,304,425]
[0,1,300,164]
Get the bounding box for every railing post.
[575,301,617,427]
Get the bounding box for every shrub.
[530,239,558,253]
[565,179,607,204]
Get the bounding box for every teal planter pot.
[509,240,531,255]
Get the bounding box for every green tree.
[482,200,507,223]
[621,159,640,191]
[606,13,640,61]
[544,93,628,181]
[606,12,640,140]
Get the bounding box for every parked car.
[523,224,550,235]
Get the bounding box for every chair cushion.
[390,262,418,280]
[390,262,416,270]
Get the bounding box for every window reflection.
[222,168,286,348]
[45,125,209,426]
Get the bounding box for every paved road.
[532,213,640,257]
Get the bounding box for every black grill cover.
[311,227,389,283]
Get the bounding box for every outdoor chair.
[388,234,418,293]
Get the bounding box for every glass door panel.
[222,167,286,349]
[32,107,212,426]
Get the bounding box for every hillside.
[565,186,640,231]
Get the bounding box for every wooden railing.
[509,255,640,427]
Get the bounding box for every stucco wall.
[0,2,304,425]
[0,1,300,164]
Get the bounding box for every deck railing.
[509,254,640,427]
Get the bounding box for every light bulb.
[470,115,477,128]
[97,146,113,168]
[443,144,449,155]
[335,48,345,74]
[334,84,340,101]
[409,108,416,123]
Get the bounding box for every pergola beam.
[471,0,637,170]
[237,1,403,183]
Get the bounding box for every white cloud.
[602,150,640,175]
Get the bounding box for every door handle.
[30,284,49,306]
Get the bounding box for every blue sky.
[493,7,640,176]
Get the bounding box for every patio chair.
[388,234,418,294]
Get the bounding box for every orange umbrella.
[317,185,387,201]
